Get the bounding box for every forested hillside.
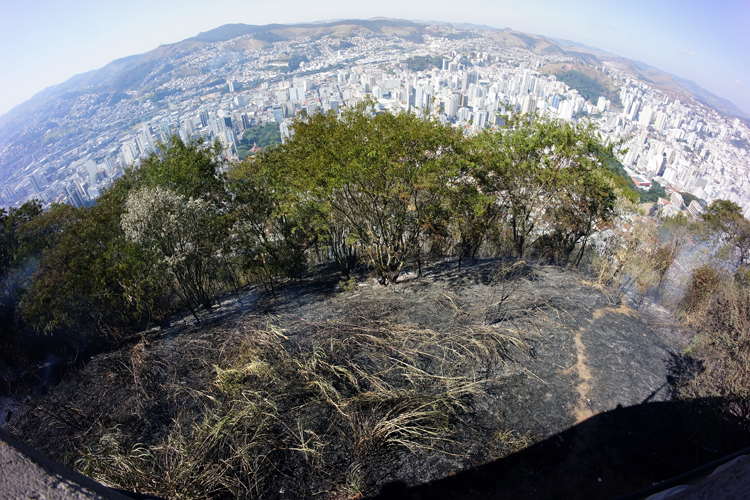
[553,69,622,107]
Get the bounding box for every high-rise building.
[159,119,173,142]
[460,71,477,91]
[628,101,640,121]
[473,111,488,130]
[30,174,43,193]
[654,112,668,132]
[184,117,195,135]
[121,142,138,165]
[521,95,537,115]
[104,156,116,171]
[280,120,293,144]
[414,86,424,111]
[288,87,302,101]
[596,96,607,113]
[670,192,685,209]
[639,105,654,128]
[558,101,574,121]
[405,84,414,108]
[84,160,97,184]
[209,118,223,138]
[456,107,472,125]
[65,186,85,208]
[445,93,460,119]
[137,131,154,156]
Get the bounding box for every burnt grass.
[9,258,750,499]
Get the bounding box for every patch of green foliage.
[238,124,281,158]
[405,55,443,71]
[553,70,622,107]
[279,54,309,73]
[680,192,703,207]
[601,156,639,203]
[43,124,78,143]
[639,181,668,203]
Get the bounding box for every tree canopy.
[0,106,648,361]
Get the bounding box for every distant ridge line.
[0,17,747,127]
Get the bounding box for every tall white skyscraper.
[596,96,607,113]
[445,93,460,119]
[654,112,668,132]
[639,105,654,128]
[84,160,97,184]
[628,101,640,121]
[558,101,574,121]
[521,95,537,115]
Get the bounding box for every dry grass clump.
[76,316,528,499]
[433,261,545,328]
[675,264,750,423]
[592,221,680,305]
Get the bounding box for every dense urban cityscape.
[2,23,749,218]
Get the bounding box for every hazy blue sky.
[1,0,748,116]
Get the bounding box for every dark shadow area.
[370,397,750,500]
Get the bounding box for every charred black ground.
[9,259,750,499]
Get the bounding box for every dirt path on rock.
[567,327,595,423]
[567,303,636,423]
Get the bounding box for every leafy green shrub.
[339,276,357,292]
[121,186,229,314]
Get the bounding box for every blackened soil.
[10,259,749,499]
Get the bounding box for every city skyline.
[0,1,749,118]
[3,20,747,222]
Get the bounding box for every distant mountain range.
[1,17,747,138]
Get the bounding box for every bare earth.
[8,259,750,499]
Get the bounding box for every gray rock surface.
[0,428,130,500]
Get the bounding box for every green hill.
[553,69,622,107]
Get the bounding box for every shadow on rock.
[370,398,750,500]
